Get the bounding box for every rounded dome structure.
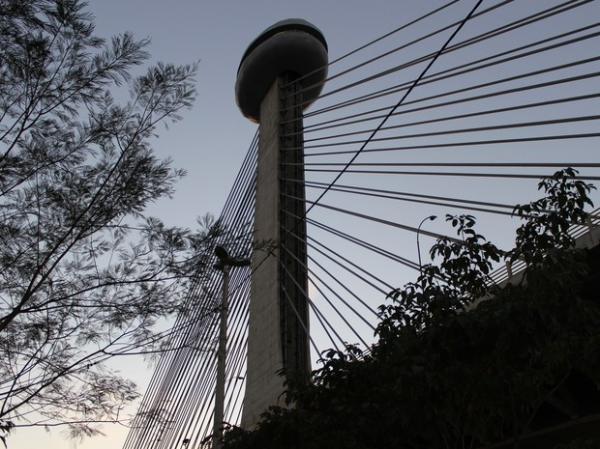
[235,19,328,122]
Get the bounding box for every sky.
[11,1,447,448]
[8,0,600,447]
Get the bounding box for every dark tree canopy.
[222,170,600,449]
[0,0,219,440]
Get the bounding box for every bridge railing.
[488,208,600,286]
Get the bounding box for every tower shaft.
[242,76,309,428]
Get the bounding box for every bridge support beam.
[235,18,327,429]
[242,76,310,429]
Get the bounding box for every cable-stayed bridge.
[122,1,600,447]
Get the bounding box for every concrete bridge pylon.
[234,19,328,429]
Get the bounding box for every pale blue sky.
[11,2,454,447]
[9,0,600,447]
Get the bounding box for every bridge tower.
[235,19,328,428]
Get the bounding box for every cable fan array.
[122,134,257,449]
[124,0,600,447]
[279,0,600,359]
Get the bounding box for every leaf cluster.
[0,0,215,438]
[222,169,600,449]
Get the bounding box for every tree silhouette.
[0,0,214,440]
[223,170,600,449]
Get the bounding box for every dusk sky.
[13,2,447,447]
[8,0,600,447]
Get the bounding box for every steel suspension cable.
[278,251,350,350]
[297,162,600,169]
[305,132,600,157]
[305,54,600,138]
[294,0,591,114]
[281,0,463,88]
[301,60,600,132]
[283,228,382,322]
[290,193,465,244]
[304,0,486,217]
[124,136,258,449]
[282,210,418,294]
[298,114,600,150]
[126,144,256,430]
[284,211,420,272]
[303,169,600,182]
[300,182,519,217]
[280,242,375,341]
[155,272,251,449]
[129,241,250,447]
[278,264,322,355]
[299,22,600,129]
[301,92,600,139]
[291,0,515,102]
[153,240,254,448]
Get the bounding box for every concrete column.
[242,76,310,428]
